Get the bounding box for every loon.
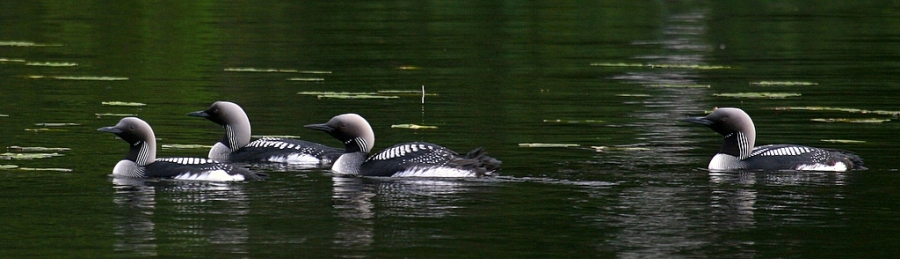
[684,107,865,172]
[98,117,266,181]
[304,113,501,177]
[188,101,343,167]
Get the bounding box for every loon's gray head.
[684,107,756,159]
[188,101,252,149]
[304,113,375,154]
[98,117,157,165]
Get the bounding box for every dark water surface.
[2,1,900,258]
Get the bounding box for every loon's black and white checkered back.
[360,142,501,177]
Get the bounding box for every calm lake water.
[2,1,900,258]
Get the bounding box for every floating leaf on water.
[810,118,890,123]
[518,143,581,148]
[589,63,645,67]
[542,119,604,124]
[318,94,399,99]
[95,113,137,118]
[821,139,866,144]
[23,75,128,80]
[391,124,438,129]
[0,165,19,170]
[650,64,731,70]
[287,77,325,82]
[713,92,801,99]
[102,101,147,107]
[616,94,651,97]
[772,106,900,116]
[8,146,71,152]
[0,152,64,160]
[34,123,80,127]
[225,67,332,74]
[25,128,63,132]
[590,146,652,152]
[590,62,730,69]
[161,144,213,150]
[17,167,73,172]
[25,62,78,67]
[0,41,64,47]
[377,90,438,96]
[0,58,27,63]
[646,84,711,88]
[750,81,818,86]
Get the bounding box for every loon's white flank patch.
[112,160,145,178]
[174,170,245,181]
[390,166,477,178]
[795,162,847,172]
[265,153,320,164]
[708,153,747,170]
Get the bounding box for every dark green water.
[2,1,900,258]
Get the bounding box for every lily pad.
[378,90,438,96]
[18,167,73,172]
[543,119,604,124]
[821,139,866,144]
[0,41,64,47]
[391,124,438,129]
[161,144,213,150]
[102,101,146,107]
[318,94,398,99]
[27,76,129,81]
[646,84,710,88]
[34,123,80,127]
[713,92,801,99]
[590,146,652,152]
[810,118,890,123]
[589,63,645,67]
[25,62,77,67]
[772,106,900,116]
[7,146,71,152]
[519,143,581,148]
[0,152,63,160]
[287,77,325,82]
[224,67,332,74]
[590,62,731,70]
[0,58,27,63]
[25,128,64,132]
[95,113,138,118]
[750,81,818,86]
[648,64,731,70]
[298,92,400,99]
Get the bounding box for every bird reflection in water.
[330,175,476,254]
[111,178,252,258]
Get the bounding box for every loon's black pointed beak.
[304,123,334,132]
[97,126,122,134]
[683,116,714,126]
[187,110,210,118]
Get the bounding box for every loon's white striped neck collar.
[685,107,757,159]
[188,101,252,150]
[305,113,375,154]
[98,117,158,165]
